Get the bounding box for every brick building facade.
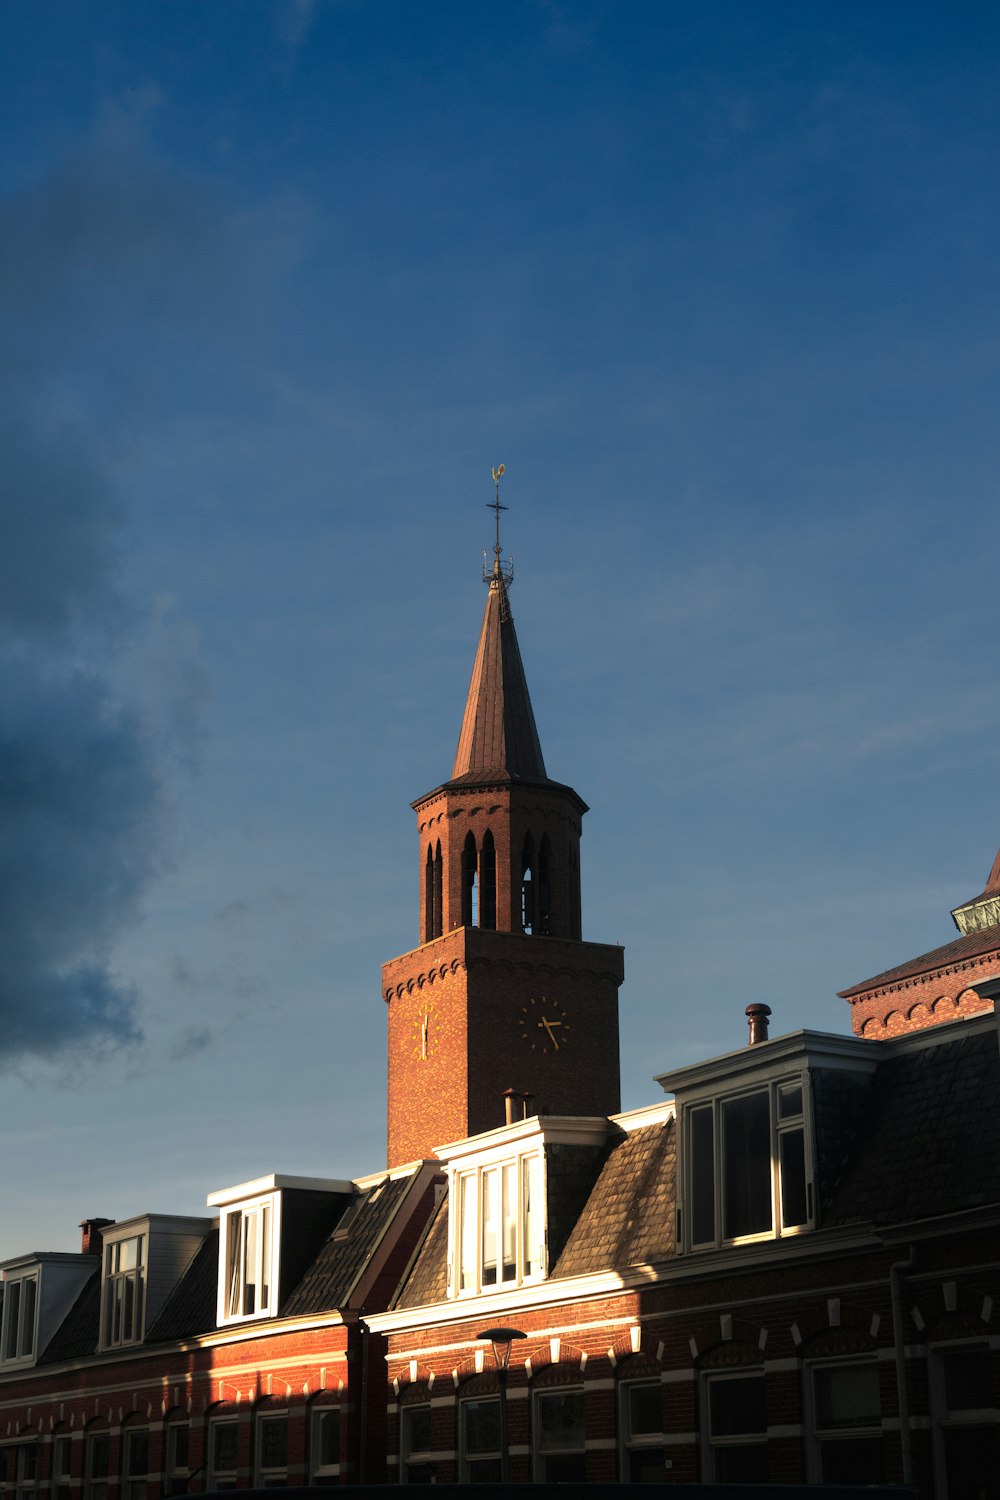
[1,500,998,1496]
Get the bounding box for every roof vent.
[745,1004,772,1046]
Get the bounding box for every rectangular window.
[685,1076,810,1250]
[209,1422,239,1491]
[620,1380,665,1483]
[533,1389,586,1483]
[51,1436,71,1500]
[84,1435,109,1500]
[255,1416,287,1488]
[221,1198,276,1322]
[400,1405,433,1486]
[934,1343,999,1499]
[705,1372,768,1483]
[460,1398,501,1482]
[14,1448,36,1500]
[1,1276,38,1364]
[309,1408,340,1483]
[453,1151,545,1296]
[164,1425,189,1497]
[123,1430,148,1500]
[811,1361,883,1484]
[104,1236,145,1347]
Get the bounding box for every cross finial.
[489,464,507,563]
[483,465,513,591]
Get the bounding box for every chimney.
[502,1089,535,1126]
[745,1004,772,1046]
[79,1218,114,1257]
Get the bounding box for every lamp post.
[477,1326,526,1483]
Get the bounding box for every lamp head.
[476,1326,526,1373]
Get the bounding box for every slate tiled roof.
[394,1194,449,1311]
[40,1268,99,1363]
[147,1230,219,1343]
[554,1119,675,1278]
[281,1175,411,1317]
[825,1025,1000,1227]
[451,570,548,784]
[838,924,1000,997]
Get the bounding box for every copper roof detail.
[451,564,548,784]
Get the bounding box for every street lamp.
[477,1326,526,1483]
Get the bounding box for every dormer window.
[454,1150,544,1295]
[685,1075,810,1249]
[221,1195,277,1322]
[0,1273,38,1364]
[104,1235,145,1348]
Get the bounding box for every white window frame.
[122,1428,148,1500]
[12,1446,37,1500]
[449,1149,545,1297]
[0,1274,39,1366]
[683,1073,812,1251]
[701,1369,768,1483]
[618,1379,665,1483]
[50,1435,71,1500]
[254,1412,288,1487]
[805,1357,883,1485]
[208,1419,240,1491]
[163,1423,189,1498]
[101,1234,146,1348]
[531,1386,587,1483]
[218,1193,280,1325]
[83,1433,109,1500]
[929,1339,999,1498]
[459,1397,502,1483]
[399,1403,432,1486]
[310,1406,340,1482]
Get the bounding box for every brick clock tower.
[384,477,624,1167]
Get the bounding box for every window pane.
[627,1447,666,1483]
[125,1433,148,1477]
[715,1443,769,1483]
[501,1161,517,1281]
[779,1128,808,1228]
[536,1390,584,1452]
[708,1375,766,1437]
[4,1283,20,1359]
[18,1281,36,1358]
[777,1081,803,1119]
[942,1346,993,1412]
[226,1218,241,1317]
[481,1169,499,1285]
[259,1419,286,1470]
[814,1364,880,1429]
[54,1438,71,1479]
[463,1399,501,1455]
[523,1155,543,1277]
[626,1382,661,1437]
[167,1426,189,1471]
[722,1092,771,1238]
[244,1213,258,1315]
[401,1406,431,1456]
[690,1106,715,1245]
[260,1206,271,1309]
[459,1175,476,1291]
[316,1409,340,1467]
[212,1424,238,1472]
[89,1438,109,1481]
[820,1436,883,1484]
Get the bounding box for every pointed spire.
[950,845,1000,935]
[450,468,547,784]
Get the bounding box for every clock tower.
[383,479,624,1166]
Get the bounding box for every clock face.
[519,996,570,1055]
[413,1004,439,1061]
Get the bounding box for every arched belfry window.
[461,833,478,928]
[480,830,496,930]
[538,834,552,936]
[521,833,536,935]
[425,843,443,941]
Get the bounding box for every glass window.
[620,1381,665,1484]
[400,1405,433,1486]
[722,1092,771,1238]
[84,1435,109,1500]
[310,1409,340,1483]
[51,1436,71,1500]
[103,1237,145,1347]
[1,1277,38,1364]
[223,1200,275,1321]
[811,1362,882,1485]
[935,1343,999,1499]
[14,1448,36,1500]
[453,1151,546,1296]
[209,1422,239,1491]
[256,1416,287,1487]
[164,1424,189,1497]
[460,1398,502,1482]
[705,1372,768,1483]
[123,1431,148,1500]
[534,1389,586,1483]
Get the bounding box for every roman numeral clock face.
[520,996,570,1055]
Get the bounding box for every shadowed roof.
[838,923,1000,998]
[450,569,547,785]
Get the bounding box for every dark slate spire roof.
[449,563,548,786]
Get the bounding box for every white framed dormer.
[658,1029,879,1256]
[98,1215,211,1352]
[207,1174,352,1329]
[437,1116,610,1299]
[0,1252,99,1370]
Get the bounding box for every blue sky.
[2,1,999,1258]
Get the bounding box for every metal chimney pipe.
[745,1003,772,1045]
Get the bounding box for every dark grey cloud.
[0,655,159,1065]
